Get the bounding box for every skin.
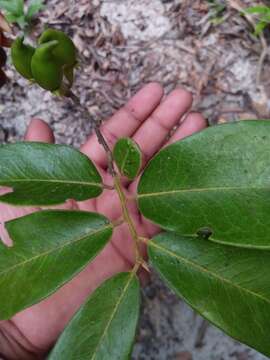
[0,83,207,359]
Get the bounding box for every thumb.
[24,118,55,143]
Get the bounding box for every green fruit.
[11,37,35,80]
[31,40,63,91]
[38,29,77,67]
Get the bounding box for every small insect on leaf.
[113,137,142,180]
[138,121,270,249]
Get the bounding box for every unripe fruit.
[11,37,35,80]
[38,29,77,67]
[31,40,63,91]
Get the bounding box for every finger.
[132,88,193,166]
[80,82,164,168]
[128,112,207,197]
[167,112,207,145]
[24,118,55,143]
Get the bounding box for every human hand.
[0,83,207,359]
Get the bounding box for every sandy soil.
[0,1,270,359]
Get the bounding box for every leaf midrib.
[0,224,112,277]
[120,148,130,175]
[91,272,134,360]
[0,178,102,187]
[150,240,270,305]
[138,186,270,198]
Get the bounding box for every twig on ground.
[195,319,209,348]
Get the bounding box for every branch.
[66,91,143,265]
[67,91,116,177]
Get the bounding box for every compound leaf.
[49,272,140,360]
[149,231,270,357]
[0,142,103,206]
[113,137,142,179]
[0,210,113,319]
[138,121,270,249]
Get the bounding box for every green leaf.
[4,13,19,23]
[0,142,103,206]
[254,21,267,36]
[49,272,140,360]
[260,14,270,22]
[149,231,270,357]
[245,6,270,15]
[113,137,142,179]
[138,121,270,249]
[0,0,23,15]
[26,0,44,21]
[13,14,27,28]
[0,210,113,319]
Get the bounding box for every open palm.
[0,83,206,359]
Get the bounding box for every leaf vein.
[0,224,112,277]
[91,272,135,360]
[0,179,102,187]
[150,241,270,305]
[138,186,270,198]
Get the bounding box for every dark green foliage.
[49,272,140,360]
[149,232,270,357]
[0,210,113,319]
[138,121,270,249]
[0,142,103,205]
[113,137,142,179]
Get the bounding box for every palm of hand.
[0,83,206,356]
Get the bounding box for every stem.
[67,91,116,177]
[112,218,124,227]
[67,92,143,267]
[114,175,142,264]
[138,236,149,244]
[103,184,114,190]
[132,261,141,275]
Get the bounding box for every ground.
[0,0,269,359]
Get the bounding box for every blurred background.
[0,1,269,359]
